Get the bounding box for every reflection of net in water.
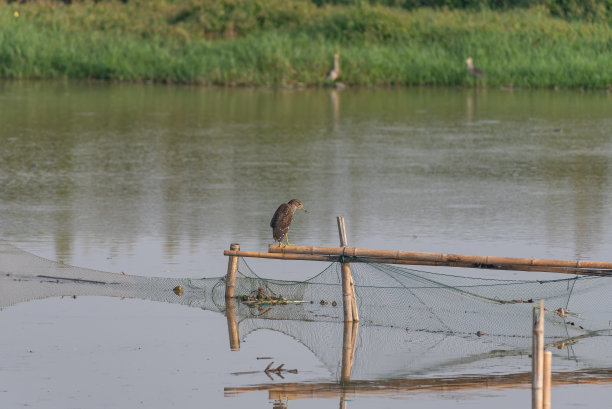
[2,243,612,380]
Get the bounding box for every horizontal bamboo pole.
[269,245,612,269]
[266,245,612,276]
[225,249,609,276]
[224,250,336,262]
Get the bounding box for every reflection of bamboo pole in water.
[329,90,340,130]
[466,92,474,123]
[229,367,612,400]
[272,396,288,409]
[340,320,358,409]
[225,296,240,351]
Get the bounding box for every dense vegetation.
[316,0,612,22]
[1,0,611,88]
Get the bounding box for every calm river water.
[1,82,612,408]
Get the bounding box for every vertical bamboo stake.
[338,217,352,322]
[340,217,359,322]
[225,296,240,351]
[538,300,545,402]
[225,243,240,299]
[337,216,348,248]
[337,217,358,322]
[532,307,538,409]
[532,299,545,409]
[225,243,241,350]
[543,350,552,409]
[340,320,359,384]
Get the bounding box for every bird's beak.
[301,206,307,212]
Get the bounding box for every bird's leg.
[285,233,291,247]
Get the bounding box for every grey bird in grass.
[270,199,307,247]
[466,57,485,78]
[326,53,341,82]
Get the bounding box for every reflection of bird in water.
[270,199,307,247]
[329,89,340,130]
[465,57,485,78]
[327,53,341,82]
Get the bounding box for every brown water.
[1,82,612,408]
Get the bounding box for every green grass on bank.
[1,0,612,88]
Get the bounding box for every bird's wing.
[270,203,288,228]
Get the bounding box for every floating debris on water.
[231,362,298,379]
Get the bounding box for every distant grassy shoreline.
[2,1,612,89]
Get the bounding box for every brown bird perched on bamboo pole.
[326,53,340,82]
[270,199,307,247]
[465,57,485,78]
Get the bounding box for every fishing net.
[2,243,612,379]
[224,257,612,379]
[0,243,216,311]
[230,257,611,339]
[3,242,610,338]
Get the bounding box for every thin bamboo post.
[337,217,358,322]
[341,263,353,322]
[338,217,353,322]
[337,217,348,248]
[340,220,359,323]
[225,243,240,299]
[543,350,552,409]
[225,296,240,351]
[532,299,545,409]
[532,307,537,409]
[350,278,358,321]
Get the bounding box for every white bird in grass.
[465,57,485,78]
[326,53,340,82]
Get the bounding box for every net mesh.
[2,243,611,379]
[232,257,610,339]
[2,242,610,338]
